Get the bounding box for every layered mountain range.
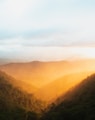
[0,60,95,119]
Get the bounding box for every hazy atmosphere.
[0,0,95,120]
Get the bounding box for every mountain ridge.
[41,73,95,120]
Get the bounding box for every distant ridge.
[0,60,69,87]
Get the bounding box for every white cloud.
[0,0,45,30]
[1,45,95,61]
[0,0,95,61]
[0,0,94,31]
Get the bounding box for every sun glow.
[1,58,95,103]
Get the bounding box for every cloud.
[1,45,95,62]
[0,0,95,33]
[0,27,95,48]
[0,0,95,61]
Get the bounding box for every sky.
[0,0,95,62]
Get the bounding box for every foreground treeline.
[41,74,95,120]
[0,71,44,120]
[0,71,95,120]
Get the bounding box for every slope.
[0,71,44,120]
[0,61,69,87]
[35,71,93,103]
[1,59,95,88]
[42,74,95,120]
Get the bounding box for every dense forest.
[0,70,95,120]
[42,74,95,120]
[0,71,44,120]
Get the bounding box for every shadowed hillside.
[41,74,95,120]
[0,71,44,120]
[0,70,37,94]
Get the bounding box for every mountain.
[0,61,69,88]
[35,71,93,103]
[0,71,44,120]
[0,58,11,65]
[1,59,95,88]
[0,70,37,94]
[42,74,95,120]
